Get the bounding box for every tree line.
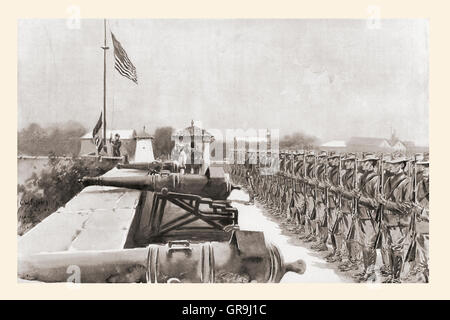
[18,121,86,156]
[18,122,318,157]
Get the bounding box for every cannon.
[117,160,179,173]
[81,168,240,201]
[80,166,242,244]
[18,230,306,283]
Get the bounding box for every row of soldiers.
[228,150,429,283]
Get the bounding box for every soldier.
[259,168,267,202]
[292,152,308,236]
[377,155,413,283]
[257,153,266,201]
[410,154,429,282]
[281,152,294,221]
[353,154,380,282]
[337,153,361,272]
[270,154,281,213]
[376,155,394,278]
[245,166,255,205]
[273,152,285,216]
[324,153,341,262]
[284,152,295,223]
[303,151,317,243]
[263,152,272,203]
[111,133,122,157]
[255,152,265,201]
[311,151,329,252]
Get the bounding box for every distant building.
[320,133,427,155]
[320,140,347,152]
[346,137,393,153]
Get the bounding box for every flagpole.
[101,19,109,150]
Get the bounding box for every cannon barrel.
[117,161,179,172]
[18,248,149,283]
[81,173,236,200]
[18,231,306,283]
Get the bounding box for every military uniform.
[411,157,429,282]
[338,155,361,272]
[377,158,395,277]
[381,156,413,283]
[111,137,122,157]
[281,154,293,219]
[312,152,329,251]
[325,154,341,262]
[354,154,380,281]
[292,154,307,234]
[284,153,295,222]
[303,153,317,242]
[245,168,255,204]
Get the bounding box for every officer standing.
[111,133,122,157]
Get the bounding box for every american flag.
[111,32,138,84]
[92,112,104,153]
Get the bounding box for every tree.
[279,132,318,150]
[153,126,175,159]
[17,157,115,235]
[18,121,86,156]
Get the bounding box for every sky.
[18,19,429,146]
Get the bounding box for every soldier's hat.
[360,153,379,162]
[327,151,340,159]
[318,150,328,158]
[417,152,429,165]
[342,153,356,161]
[306,150,315,157]
[386,154,409,164]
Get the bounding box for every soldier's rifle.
[346,156,359,241]
[353,156,359,218]
[303,152,307,202]
[323,153,329,227]
[373,154,385,250]
[291,153,296,188]
[404,155,419,264]
[331,155,343,235]
[287,153,295,216]
[313,154,319,220]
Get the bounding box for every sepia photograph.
[17,18,429,284]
